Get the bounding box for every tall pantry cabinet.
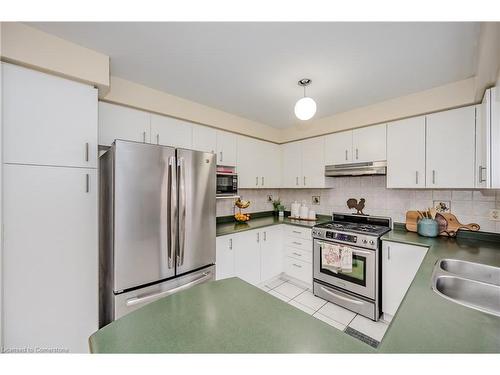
[1,63,98,352]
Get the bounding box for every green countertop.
[216,214,331,236]
[89,223,500,353]
[89,277,373,353]
[378,230,500,353]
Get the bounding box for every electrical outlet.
[267,195,273,202]
[489,209,500,221]
[312,196,320,205]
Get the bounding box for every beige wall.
[102,76,282,142]
[282,78,476,142]
[0,23,110,91]
[475,22,500,101]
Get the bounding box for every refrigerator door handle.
[125,271,212,307]
[168,156,177,269]
[178,157,186,266]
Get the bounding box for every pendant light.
[294,78,316,121]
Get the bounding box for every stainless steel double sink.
[431,259,500,317]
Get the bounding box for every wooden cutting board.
[405,210,480,236]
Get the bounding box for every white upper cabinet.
[426,106,475,188]
[301,137,327,188]
[192,124,217,153]
[150,114,192,149]
[325,131,353,165]
[387,116,426,188]
[352,123,387,163]
[3,63,98,168]
[216,131,237,166]
[99,102,151,146]
[238,136,281,188]
[491,87,500,188]
[282,141,302,188]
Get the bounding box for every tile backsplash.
[216,176,500,233]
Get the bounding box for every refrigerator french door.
[100,140,216,326]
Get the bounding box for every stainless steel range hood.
[325,161,387,177]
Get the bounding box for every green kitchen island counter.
[89,277,374,353]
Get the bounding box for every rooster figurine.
[346,198,366,215]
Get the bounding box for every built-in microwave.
[216,172,238,196]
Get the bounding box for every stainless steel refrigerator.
[99,140,216,327]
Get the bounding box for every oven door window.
[320,252,367,287]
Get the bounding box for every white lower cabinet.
[216,226,284,285]
[283,226,313,286]
[381,241,428,321]
[3,164,98,352]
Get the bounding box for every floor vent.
[344,326,380,348]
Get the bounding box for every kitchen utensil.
[405,211,421,232]
[441,213,480,234]
[417,218,440,237]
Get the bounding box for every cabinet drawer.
[285,237,312,252]
[284,257,312,285]
[285,225,312,240]
[285,247,312,263]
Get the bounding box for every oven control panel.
[312,228,378,250]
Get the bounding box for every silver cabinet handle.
[85,173,90,193]
[296,176,299,186]
[126,271,211,307]
[415,171,418,185]
[261,176,264,186]
[168,156,177,269]
[387,245,391,260]
[85,142,89,162]
[292,230,301,234]
[229,238,233,250]
[479,166,486,183]
[177,157,186,267]
[143,131,146,143]
[255,176,259,186]
[292,241,302,245]
[355,148,359,160]
[263,231,267,241]
[345,149,348,160]
[219,151,223,162]
[292,263,302,268]
[320,286,363,305]
[292,252,302,257]
[156,134,160,144]
[257,232,260,243]
[432,170,436,184]
[303,176,306,186]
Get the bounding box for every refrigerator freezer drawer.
[113,265,215,322]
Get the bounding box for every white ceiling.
[29,22,480,129]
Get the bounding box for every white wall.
[217,179,500,233]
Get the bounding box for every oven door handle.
[319,286,364,305]
[316,241,372,256]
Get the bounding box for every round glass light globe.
[294,97,317,120]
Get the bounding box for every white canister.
[291,201,300,218]
[299,204,309,219]
[308,210,316,220]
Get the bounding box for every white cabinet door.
[260,226,284,281]
[325,131,353,165]
[426,106,475,188]
[192,124,217,153]
[233,230,261,285]
[263,142,282,188]
[301,137,326,188]
[387,116,426,188]
[237,136,262,188]
[491,87,500,188]
[382,241,427,320]
[216,235,235,280]
[151,114,192,149]
[352,124,387,163]
[3,164,98,353]
[3,63,98,168]
[98,102,151,146]
[282,141,302,188]
[475,100,489,188]
[216,131,237,166]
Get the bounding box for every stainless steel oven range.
[312,213,391,321]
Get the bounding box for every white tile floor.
[259,275,390,346]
